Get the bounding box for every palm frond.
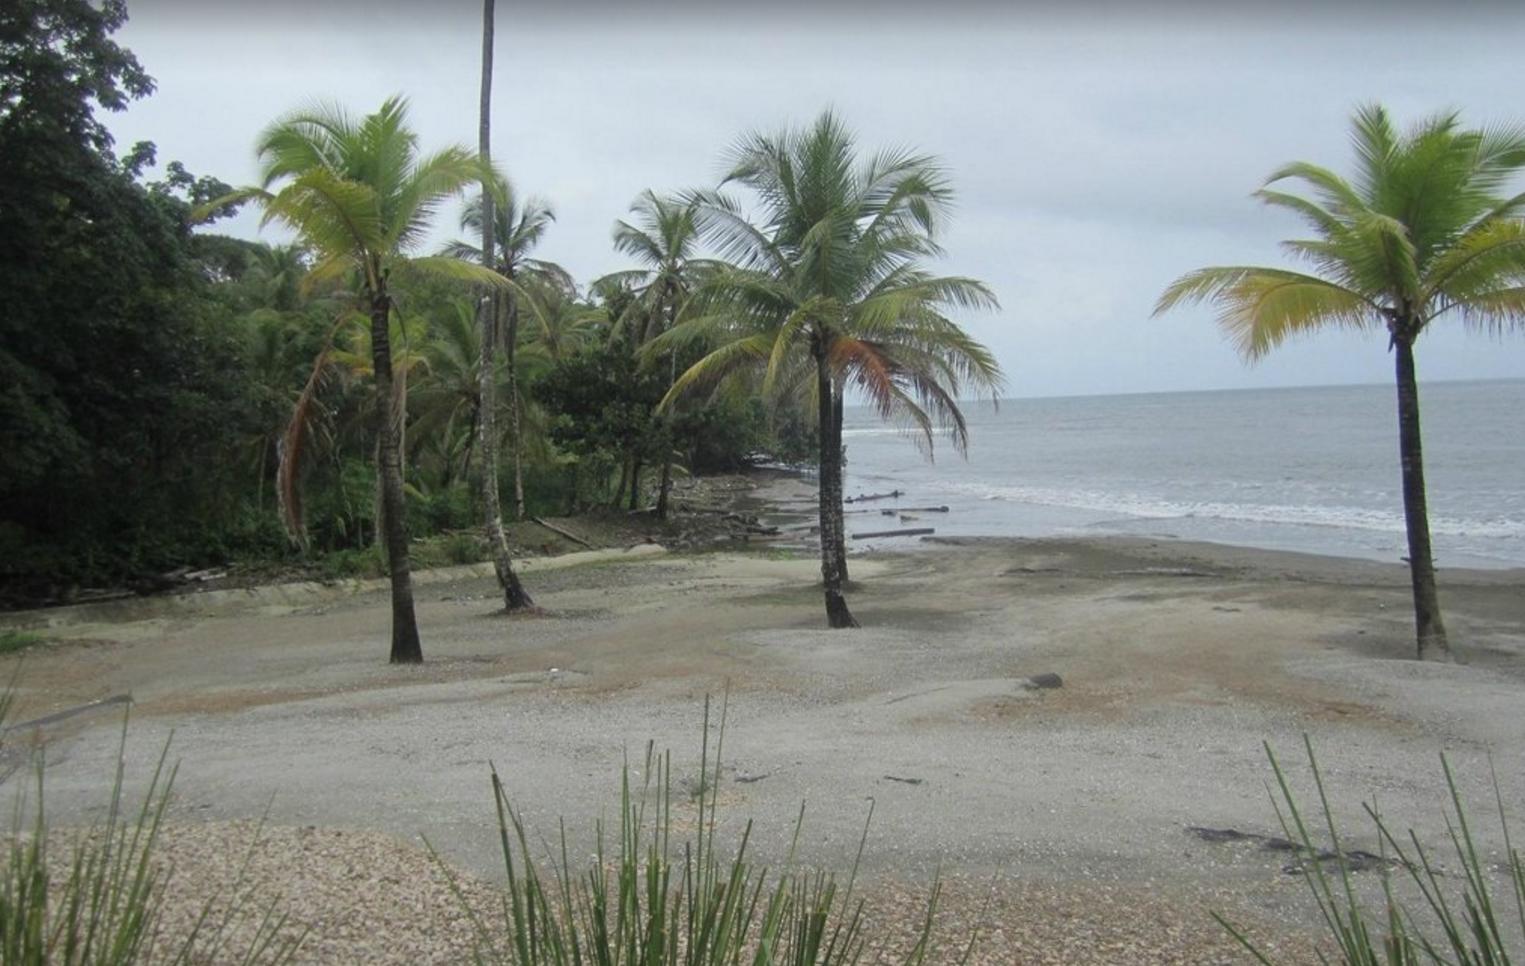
[276,314,350,544]
[659,335,774,411]
[1157,266,1381,359]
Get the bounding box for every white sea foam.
[937,481,1525,540]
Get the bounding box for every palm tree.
[466,0,532,611]
[1155,105,1525,662]
[515,276,602,363]
[243,243,313,313]
[445,177,571,522]
[410,297,489,487]
[206,95,506,663]
[597,190,723,517]
[657,112,1003,628]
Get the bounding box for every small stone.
[1024,672,1064,690]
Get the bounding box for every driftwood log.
[851,527,935,540]
[844,490,904,504]
[530,516,596,549]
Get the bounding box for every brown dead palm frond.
[276,312,352,545]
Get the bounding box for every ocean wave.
[936,481,1525,539]
[841,427,906,438]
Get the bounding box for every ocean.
[839,379,1525,569]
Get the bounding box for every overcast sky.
[107,1,1525,399]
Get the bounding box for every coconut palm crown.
[1154,104,1525,660]
[598,190,728,347]
[443,178,574,314]
[655,111,1004,628]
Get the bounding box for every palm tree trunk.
[615,456,630,510]
[1393,336,1449,661]
[657,345,676,521]
[397,372,408,469]
[476,0,532,612]
[370,290,423,663]
[656,457,672,520]
[372,436,384,551]
[831,381,849,584]
[256,437,268,513]
[629,456,643,510]
[814,337,857,628]
[455,402,479,489]
[506,295,527,520]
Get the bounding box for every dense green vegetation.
[0,0,824,609]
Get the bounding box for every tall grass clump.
[437,695,969,965]
[1219,736,1525,964]
[0,696,302,964]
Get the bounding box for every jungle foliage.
[0,1,984,617]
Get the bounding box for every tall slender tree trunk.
[615,457,631,510]
[814,336,857,628]
[372,436,385,550]
[505,295,527,520]
[257,438,268,513]
[1393,336,1449,661]
[655,339,676,522]
[397,373,409,470]
[455,402,479,490]
[629,456,643,510]
[831,381,849,584]
[476,0,532,612]
[370,288,423,663]
[656,457,672,520]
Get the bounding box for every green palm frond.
[687,189,791,276]
[1447,286,1525,335]
[1265,161,1368,219]
[387,146,484,252]
[398,255,512,290]
[1424,218,1525,305]
[258,168,384,273]
[1255,189,1349,240]
[660,334,775,411]
[1156,266,1381,359]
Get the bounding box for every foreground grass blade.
[1217,739,1523,965]
[0,700,302,965]
[433,696,952,964]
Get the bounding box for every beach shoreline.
[3,524,1522,961]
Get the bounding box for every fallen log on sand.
[530,517,596,550]
[851,527,935,540]
[844,490,904,504]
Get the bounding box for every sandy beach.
[3,479,1523,963]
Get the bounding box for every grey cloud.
[108,3,1525,397]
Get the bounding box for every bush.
[411,532,485,570]
[314,544,386,580]
[406,481,475,536]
